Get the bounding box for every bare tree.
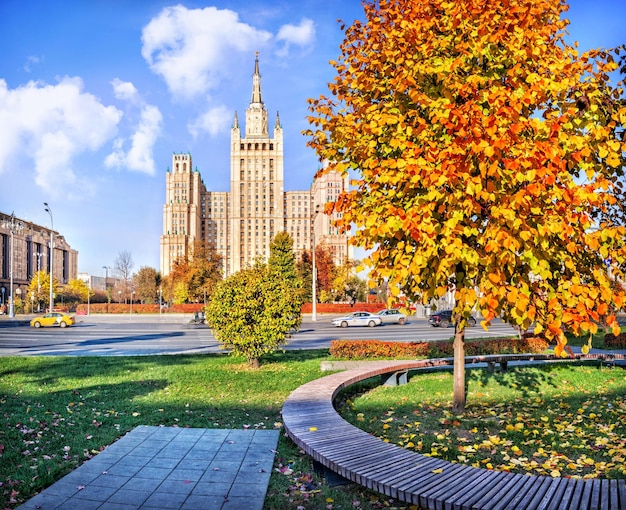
[114,251,134,302]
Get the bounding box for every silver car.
[331,311,382,328]
[377,309,407,325]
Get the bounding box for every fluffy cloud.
[0,77,122,193]
[106,79,162,175]
[141,5,272,100]
[105,104,162,175]
[276,18,316,56]
[111,78,139,102]
[188,105,232,138]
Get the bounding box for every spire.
[233,111,239,129]
[251,51,262,105]
[275,111,281,128]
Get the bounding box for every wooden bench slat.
[281,353,626,510]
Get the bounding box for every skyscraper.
[160,54,350,277]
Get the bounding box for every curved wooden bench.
[281,353,626,510]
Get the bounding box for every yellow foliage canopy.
[306,0,626,347]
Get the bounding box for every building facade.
[160,55,351,277]
[0,211,78,310]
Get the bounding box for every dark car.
[429,310,476,328]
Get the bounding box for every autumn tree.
[187,240,222,303]
[60,279,92,307]
[26,271,59,312]
[134,266,161,304]
[306,0,626,412]
[332,259,367,303]
[162,241,222,304]
[206,261,302,368]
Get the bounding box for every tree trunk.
[248,357,261,369]
[452,325,466,414]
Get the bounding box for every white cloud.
[188,105,232,138]
[24,55,43,73]
[276,18,316,57]
[141,5,272,100]
[105,105,162,175]
[111,78,139,102]
[0,77,122,194]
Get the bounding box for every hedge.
[329,337,549,360]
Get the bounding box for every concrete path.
[16,426,279,510]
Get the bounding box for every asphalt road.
[0,313,519,356]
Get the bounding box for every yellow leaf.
[309,426,318,432]
[431,468,443,474]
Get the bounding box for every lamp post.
[311,206,321,322]
[43,203,54,313]
[312,232,317,321]
[2,212,25,318]
[35,252,44,312]
[129,289,134,318]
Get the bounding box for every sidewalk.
[17,426,279,510]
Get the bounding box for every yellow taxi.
[30,312,75,328]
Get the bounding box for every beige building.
[160,55,350,277]
[0,211,78,310]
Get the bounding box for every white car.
[331,311,382,328]
[377,309,407,325]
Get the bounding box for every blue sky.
[1,1,624,277]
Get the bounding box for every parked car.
[429,310,476,328]
[30,312,75,328]
[331,311,382,328]
[377,309,407,325]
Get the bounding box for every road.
[0,314,518,356]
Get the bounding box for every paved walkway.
[17,426,279,510]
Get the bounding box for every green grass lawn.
[337,363,626,480]
[1,351,624,510]
[0,351,415,510]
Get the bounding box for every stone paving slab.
[17,426,280,510]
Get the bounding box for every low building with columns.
[0,211,78,310]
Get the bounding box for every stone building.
[160,55,351,277]
[0,211,78,310]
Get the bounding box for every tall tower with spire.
[160,54,350,279]
[228,53,285,274]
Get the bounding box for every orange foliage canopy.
[306,0,626,356]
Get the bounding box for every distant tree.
[187,240,222,303]
[314,244,337,298]
[296,250,313,302]
[26,271,59,312]
[114,250,134,301]
[134,266,161,304]
[332,259,367,303]
[306,0,626,412]
[62,279,92,304]
[268,232,299,282]
[162,241,222,304]
[206,261,302,368]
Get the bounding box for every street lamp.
[311,206,321,322]
[312,231,317,321]
[44,203,54,313]
[35,252,44,312]
[102,266,111,292]
[1,212,24,318]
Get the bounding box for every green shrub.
[329,337,549,359]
